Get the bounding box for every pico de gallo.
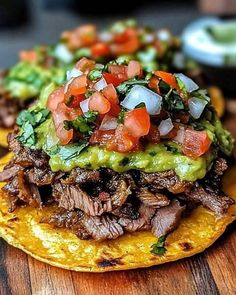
[16,57,233,173]
[0,58,234,245]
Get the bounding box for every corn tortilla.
[0,156,235,272]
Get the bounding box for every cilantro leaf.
[151,236,167,256]
[88,65,104,81]
[116,79,148,94]
[117,109,126,124]
[57,142,88,160]
[64,111,98,135]
[17,108,50,147]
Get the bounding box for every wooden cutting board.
[0,223,235,295]
[0,107,236,295]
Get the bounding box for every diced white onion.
[142,33,155,44]
[99,31,113,42]
[121,85,162,115]
[175,73,199,92]
[174,126,185,144]
[99,115,118,130]
[156,29,171,42]
[158,118,174,136]
[173,52,185,69]
[64,78,73,94]
[66,67,83,81]
[188,97,208,119]
[80,98,90,113]
[54,44,73,64]
[94,77,107,91]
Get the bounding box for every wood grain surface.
[0,107,236,295]
[0,222,235,295]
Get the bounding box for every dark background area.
[0,0,201,67]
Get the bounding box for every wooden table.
[0,106,236,295]
[0,222,235,295]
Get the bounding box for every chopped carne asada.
[0,57,234,243]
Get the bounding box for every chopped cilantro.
[17,108,50,147]
[149,151,157,157]
[88,68,103,81]
[135,102,146,109]
[85,90,95,99]
[151,236,167,256]
[119,157,130,166]
[75,47,91,59]
[116,79,148,94]
[57,142,88,160]
[118,109,126,124]
[64,111,98,135]
[164,143,180,154]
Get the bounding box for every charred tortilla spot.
[8,216,19,222]
[179,242,193,251]
[97,257,123,267]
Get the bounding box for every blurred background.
[0,0,236,67]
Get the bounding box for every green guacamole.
[49,144,213,182]
[4,62,68,100]
[35,118,214,182]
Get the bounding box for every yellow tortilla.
[0,128,11,147]
[0,156,235,272]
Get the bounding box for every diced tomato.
[89,91,111,114]
[75,57,95,73]
[182,129,211,158]
[91,42,110,57]
[90,129,115,145]
[148,76,160,94]
[145,124,160,144]
[66,94,85,108]
[47,86,65,111]
[108,64,128,81]
[103,72,124,87]
[102,84,118,104]
[52,102,81,145]
[106,125,138,153]
[76,25,97,46]
[154,71,178,90]
[55,123,74,145]
[124,108,150,138]
[65,75,87,101]
[154,40,165,58]
[19,50,38,63]
[127,60,142,79]
[108,103,121,117]
[110,37,139,55]
[111,28,139,55]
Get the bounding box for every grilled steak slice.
[26,167,56,185]
[112,202,140,220]
[80,214,124,241]
[0,165,22,182]
[8,133,49,168]
[139,170,190,193]
[137,188,170,208]
[212,158,228,176]
[53,183,112,216]
[110,179,132,207]
[2,170,41,206]
[151,199,185,237]
[64,168,101,185]
[45,209,91,240]
[118,204,156,232]
[184,184,234,215]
